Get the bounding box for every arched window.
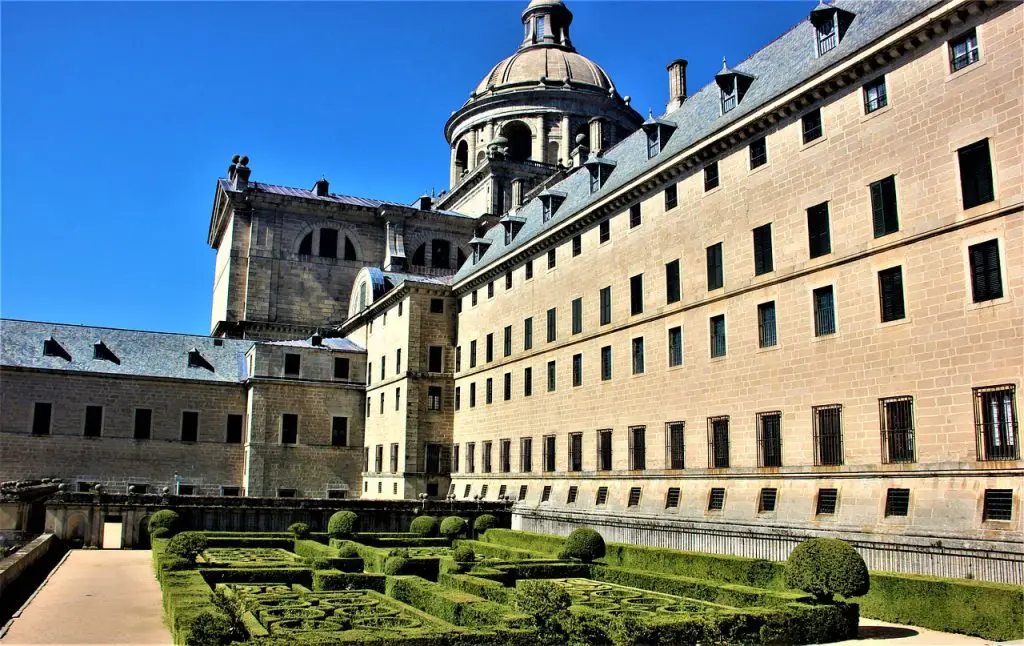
[500,121,532,162]
[455,141,469,177]
[476,150,485,166]
[358,282,367,311]
[319,228,338,258]
[298,232,313,255]
[431,239,451,269]
[411,243,426,266]
[344,236,358,261]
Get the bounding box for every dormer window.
[469,236,492,264]
[499,213,526,245]
[188,348,214,372]
[43,337,71,361]
[810,3,855,57]
[715,62,754,115]
[585,157,616,194]
[641,115,676,159]
[539,190,566,223]
[817,14,837,54]
[93,341,120,365]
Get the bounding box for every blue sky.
[2,0,812,335]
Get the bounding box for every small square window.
[665,488,680,509]
[430,298,444,314]
[758,488,778,513]
[802,109,823,144]
[749,137,767,169]
[595,486,609,505]
[704,162,719,191]
[708,487,726,511]
[983,489,1013,521]
[816,488,839,515]
[863,76,888,114]
[284,353,301,376]
[949,28,979,72]
[884,488,910,517]
[627,487,642,507]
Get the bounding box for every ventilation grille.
[518,485,528,501]
[480,484,488,499]
[759,488,778,513]
[596,486,609,505]
[884,488,910,517]
[708,487,726,511]
[816,488,839,515]
[627,487,642,507]
[567,486,578,504]
[665,487,681,509]
[541,485,552,503]
[983,489,1013,521]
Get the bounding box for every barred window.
[710,315,726,358]
[949,28,979,72]
[665,488,681,508]
[816,488,839,515]
[707,416,730,469]
[708,487,726,511]
[482,441,492,473]
[466,442,475,473]
[485,378,492,405]
[757,411,782,468]
[543,434,556,472]
[524,317,533,350]
[758,488,778,513]
[524,367,533,397]
[503,372,512,401]
[880,396,915,463]
[596,486,609,505]
[541,485,552,503]
[547,308,557,343]
[813,285,836,336]
[547,360,556,392]
[974,385,1018,461]
[668,327,683,367]
[666,422,685,470]
[758,301,777,348]
[572,297,583,335]
[518,485,528,501]
[375,444,384,473]
[600,346,612,381]
[813,404,844,466]
[598,429,613,471]
[627,487,642,507]
[629,426,646,470]
[816,14,837,55]
[504,326,512,357]
[569,432,583,472]
[521,437,533,472]
[631,337,645,375]
[572,354,582,387]
[884,488,910,517]
[567,486,579,504]
[390,443,399,473]
[982,489,1013,521]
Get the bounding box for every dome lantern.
[520,0,573,51]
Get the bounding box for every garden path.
[0,550,171,645]
[832,618,999,645]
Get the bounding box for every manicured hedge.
[203,536,294,549]
[591,565,807,608]
[386,575,532,630]
[852,571,1024,642]
[370,537,452,549]
[454,539,548,561]
[199,567,312,586]
[601,542,784,589]
[312,569,386,593]
[293,538,364,572]
[438,572,514,605]
[480,529,566,557]
[152,540,235,645]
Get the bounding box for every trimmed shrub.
[410,515,439,537]
[440,515,468,538]
[563,605,612,646]
[166,532,208,564]
[327,510,358,538]
[312,569,385,593]
[516,579,572,645]
[287,522,310,538]
[474,514,498,534]
[160,556,194,572]
[785,538,869,602]
[181,610,234,646]
[383,555,410,575]
[148,510,181,538]
[453,545,475,563]
[559,527,605,563]
[336,543,359,558]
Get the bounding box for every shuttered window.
[816,488,839,515]
[598,429,613,471]
[596,486,609,505]
[757,412,782,467]
[870,176,899,237]
[600,287,612,325]
[568,433,583,472]
[759,488,778,513]
[753,223,773,275]
[878,266,906,322]
[706,243,724,290]
[958,139,994,209]
[708,488,726,511]
[813,286,836,336]
[813,405,844,466]
[627,487,642,507]
[666,421,685,470]
[807,202,831,258]
[665,260,681,304]
[884,488,910,517]
[666,488,681,508]
[707,416,730,468]
[968,239,1003,302]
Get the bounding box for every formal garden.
[147,510,1023,645]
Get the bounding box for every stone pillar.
[588,117,606,157]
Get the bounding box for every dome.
[474,47,614,96]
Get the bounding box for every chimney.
[310,331,323,347]
[511,178,525,209]
[667,59,688,111]
[588,117,606,157]
[417,194,432,210]
[232,155,251,191]
[313,177,329,197]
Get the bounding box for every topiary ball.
[327,511,358,538]
[409,515,439,537]
[784,538,869,602]
[383,556,410,575]
[148,510,180,538]
[453,545,475,563]
[184,611,234,646]
[473,514,498,535]
[288,522,311,539]
[558,527,605,563]
[166,531,208,563]
[439,516,467,539]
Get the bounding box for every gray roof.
[454,0,941,284]
[262,337,365,352]
[1,319,253,383]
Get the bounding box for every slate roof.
[1,319,253,383]
[262,337,365,352]
[453,0,942,285]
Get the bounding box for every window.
[470,382,477,408]
[757,412,782,467]
[759,488,778,513]
[753,224,773,275]
[704,162,719,191]
[665,260,681,304]
[627,487,642,507]
[706,243,723,290]
[630,274,644,315]
[451,445,460,473]
[600,286,612,325]
[334,357,350,379]
[707,416,730,468]
[543,434,556,472]
[878,267,906,322]
[546,308,557,343]
[664,184,678,210]
[666,488,681,509]
[667,327,683,367]
[596,486,609,505]
[500,439,511,473]
[428,386,442,411]
[222,486,241,497]
[816,10,838,54]
[599,220,610,243]
[396,349,401,373]
[535,15,545,39]
[284,353,301,376]
[379,392,385,414]
[666,422,685,469]
[466,442,475,473]
[521,437,533,472]
[547,249,556,270]
[366,397,371,417]
[708,488,726,511]
[497,484,506,499]
[463,484,471,498]
[629,203,642,228]
[631,337,645,375]
[472,290,478,306]
[572,354,582,387]
[571,297,583,335]
[974,385,1019,461]
[485,378,493,405]
[983,489,1013,521]
[950,28,979,72]
[802,109,823,143]
[959,139,995,209]
[541,485,552,502]
[482,441,492,473]
[813,404,844,466]
[758,302,777,348]
[487,282,494,299]
[968,239,1003,302]
[428,346,444,372]
[569,432,583,472]
[710,315,726,358]
[547,360,556,392]
[646,125,661,158]
[816,488,839,515]
[567,486,579,504]
[42,337,70,360]
[629,426,646,470]
[524,317,533,350]
[499,326,511,359]
[485,334,493,363]
[470,340,477,368]
[429,298,444,314]
[524,367,533,397]
[749,137,767,169]
[32,402,51,435]
[600,346,612,381]
[525,259,534,280]
[381,356,386,381]
[84,405,103,437]
[226,414,244,444]
[181,411,199,442]
[572,234,582,257]
[328,417,348,447]
[598,429,613,471]
[813,286,836,336]
[281,414,298,444]
[134,408,152,440]
[505,271,513,290]
[319,228,338,258]
[454,387,461,411]
[367,362,372,386]
[178,485,197,496]
[518,485,529,501]
[863,76,888,113]
[390,443,400,473]
[884,488,910,517]
[807,202,831,258]
[870,176,899,237]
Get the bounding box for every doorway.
[102,516,123,549]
